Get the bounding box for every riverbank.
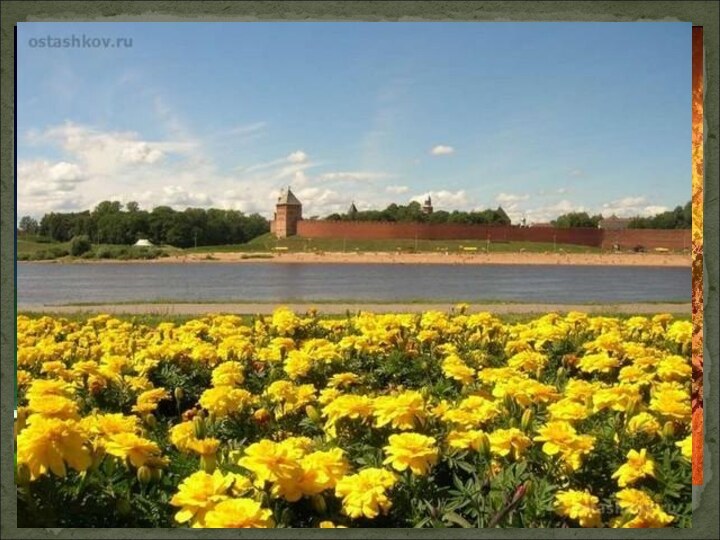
[21,250,690,267]
[18,301,691,316]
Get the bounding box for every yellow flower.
[132,388,170,415]
[27,394,80,421]
[446,430,490,453]
[170,470,234,526]
[507,350,548,373]
[547,398,590,422]
[319,521,347,528]
[335,468,397,519]
[201,498,274,528]
[649,383,690,421]
[16,416,91,481]
[328,372,360,388]
[612,449,655,487]
[373,391,426,430]
[577,352,621,374]
[488,428,532,460]
[534,421,595,471]
[297,448,350,495]
[442,354,475,384]
[237,440,303,489]
[210,361,245,387]
[322,394,374,436]
[169,421,197,453]
[383,432,438,476]
[104,432,162,468]
[554,489,601,527]
[626,413,661,437]
[187,437,221,457]
[676,435,692,461]
[199,386,254,417]
[614,489,674,527]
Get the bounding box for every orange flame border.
[691,26,703,486]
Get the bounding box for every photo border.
[1,1,718,538]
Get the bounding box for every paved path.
[18,302,691,315]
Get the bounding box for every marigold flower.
[16,416,91,481]
[488,428,532,460]
[554,489,601,527]
[612,449,655,487]
[201,498,275,528]
[170,470,234,526]
[335,468,397,519]
[676,435,692,461]
[383,432,438,476]
[104,432,162,468]
[199,386,254,417]
[373,391,426,430]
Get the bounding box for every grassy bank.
[17,236,181,261]
[186,233,604,254]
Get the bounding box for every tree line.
[551,201,691,229]
[324,201,512,225]
[18,201,270,248]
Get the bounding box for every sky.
[17,22,691,224]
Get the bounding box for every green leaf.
[443,511,474,528]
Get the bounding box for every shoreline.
[18,302,691,316]
[19,250,690,267]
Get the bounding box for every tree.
[552,212,601,228]
[69,235,92,256]
[18,216,39,235]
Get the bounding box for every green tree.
[18,216,39,235]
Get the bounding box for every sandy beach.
[28,250,690,267]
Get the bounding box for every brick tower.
[272,187,302,238]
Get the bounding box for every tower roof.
[277,187,302,206]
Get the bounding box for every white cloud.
[35,122,194,177]
[411,190,468,209]
[287,150,308,164]
[496,192,530,204]
[601,196,668,218]
[430,145,454,156]
[319,171,392,183]
[386,185,409,194]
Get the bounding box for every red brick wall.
[295,220,691,250]
[601,229,692,250]
[296,221,603,247]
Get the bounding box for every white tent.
[134,239,154,247]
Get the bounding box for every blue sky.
[17,22,690,222]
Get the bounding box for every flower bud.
[193,416,207,439]
[144,413,157,429]
[16,463,31,486]
[662,421,676,439]
[305,405,321,423]
[151,467,164,482]
[624,398,639,419]
[503,394,515,413]
[477,432,492,460]
[556,367,567,381]
[200,454,217,473]
[311,494,327,515]
[174,387,185,402]
[207,411,217,426]
[137,465,153,485]
[521,409,534,432]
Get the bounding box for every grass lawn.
[186,233,603,254]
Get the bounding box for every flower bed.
[15,308,692,528]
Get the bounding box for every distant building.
[531,222,553,228]
[598,215,630,230]
[347,202,358,218]
[271,187,303,238]
[134,238,154,247]
[422,196,433,215]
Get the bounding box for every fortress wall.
[294,220,691,250]
[601,229,692,250]
[296,220,603,247]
